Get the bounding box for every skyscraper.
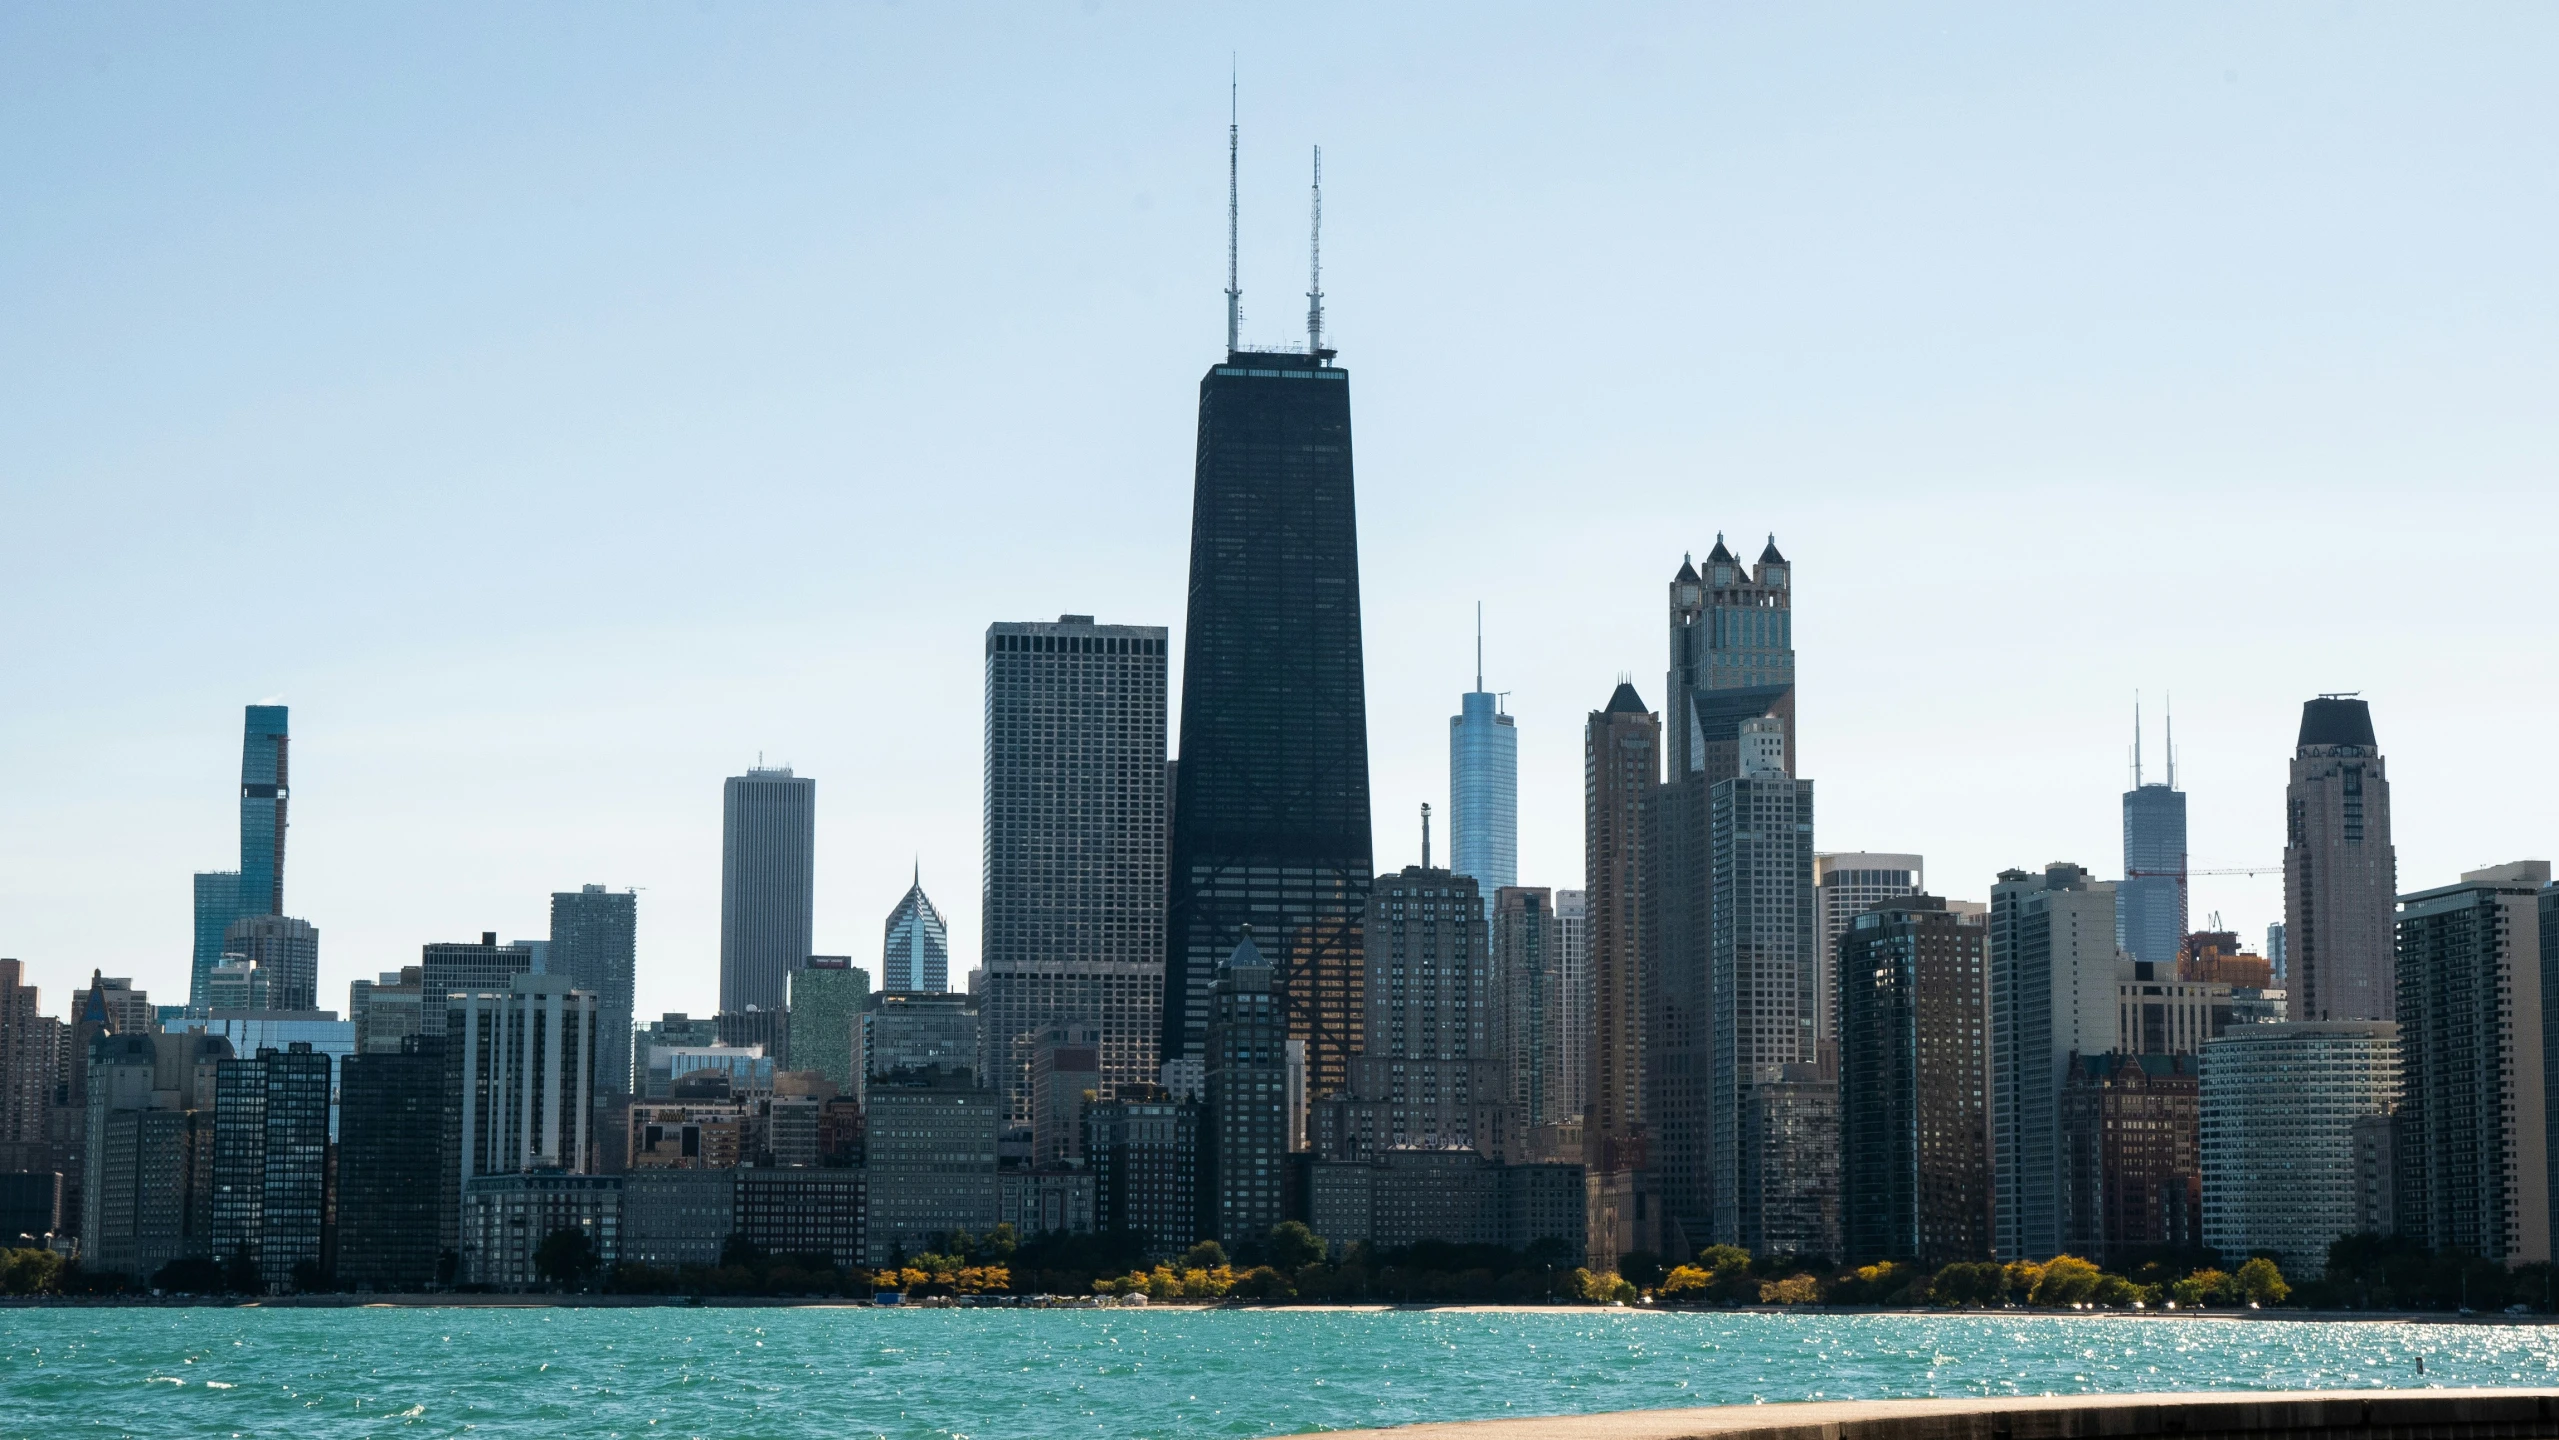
[1449,620,1517,914]
[1160,261,1373,1119]
[1813,853,1921,1061]
[981,616,1170,1129]
[2394,861,2554,1265]
[419,933,534,1038]
[787,959,868,1094]
[1708,716,1830,1256]
[238,705,289,920]
[882,872,950,994]
[1202,935,1290,1250]
[2200,1020,2400,1278]
[1838,895,1991,1267]
[190,704,291,1010]
[335,1035,450,1293]
[720,766,815,1014]
[1649,538,1797,1252]
[1315,867,1506,1161]
[2285,696,2397,1021]
[451,974,602,1224]
[550,886,637,1096]
[2119,701,2188,967]
[1584,683,1656,1177]
[220,915,319,1012]
[1990,862,2125,1262]
[1493,886,1579,1137]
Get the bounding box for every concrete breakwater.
[1336,1390,2559,1440]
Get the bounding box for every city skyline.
[5,7,2556,1024]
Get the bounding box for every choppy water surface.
[5,1305,2556,1438]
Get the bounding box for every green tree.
[2234,1256,2291,1306]
[1,1247,65,1296]
[534,1227,597,1290]
[2030,1255,2102,1307]
[2171,1268,2231,1307]
[1181,1239,1228,1271]
[1265,1222,1327,1272]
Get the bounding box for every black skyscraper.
[1160,347,1373,1106]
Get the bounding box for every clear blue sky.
[3,4,2552,1020]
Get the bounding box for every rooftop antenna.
[2166,693,2177,791]
[1420,801,1432,869]
[1475,601,1484,693]
[2131,692,2142,789]
[1225,62,1240,356]
[1306,144,1325,359]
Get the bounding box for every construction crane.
[2125,863,2281,943]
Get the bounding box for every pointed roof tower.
[1674,554,1700,584]
[1704,533,1736,565]
[1605,681,1650,715]
[1758,534,1786,565]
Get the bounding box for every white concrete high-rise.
[978,616,1169,1128]
[719,767,814,1014]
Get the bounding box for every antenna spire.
[1420,801,1431,870]
[2166,693,2176,790]
[2132,691,2143,789]
[1475,601,1484,693]
[1225,63,1240,356]
[1306,144,1325,359]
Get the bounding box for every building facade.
[1449,664,1518,913]
[1318,868,1507,1161]
[451,975,601,1234]
[1584,684,1657,1178]
[1203,938,1290,1250]
[861,993,978,1104]
[1160,347,1373,1119]
[1838,895,1992,1267]
[2200,1020,2400,1278]
[982,615,1169,1126]
[787,959,868,1094]
[221,915,320,1014]
[208,1041,330,1288]
[2285,697,2397,1022]
[419,933,534,1038]
[2059,1051,2200,1265]
[1814,853,1921,1061]
[1087,1089,1197,1255]
[720,766,816,1014]
[1493,886,1579,1136]
[863,1066,999,1262]
[2394,862,2553,1265]
[1990,863,2126,1261]
[2120,722,2187,968]
[550,886,637,1096]
[1708,716,1825,1253]
[335,1035,450,1291]
[460,1171,620,1290]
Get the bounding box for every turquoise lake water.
[5,1306,2557,1438]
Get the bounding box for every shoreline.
[2,1295,2552,1323]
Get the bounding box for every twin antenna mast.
[1222,68,1329,363]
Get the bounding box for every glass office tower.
[1449,672,1517,919]
[1161,346,1373,1115]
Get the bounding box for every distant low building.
[1305,1149,1585,1263]
[735,1167,863,1268]
[461,1171,620,1290]
[863,1066,998,1263]
[1086,1088,1196,1256]
[619,1168,734,1269]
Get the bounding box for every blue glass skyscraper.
[191,704,289,1008]
[2119,700,2186,966]
[1448,618,1516,915]
[237,704,290,917]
